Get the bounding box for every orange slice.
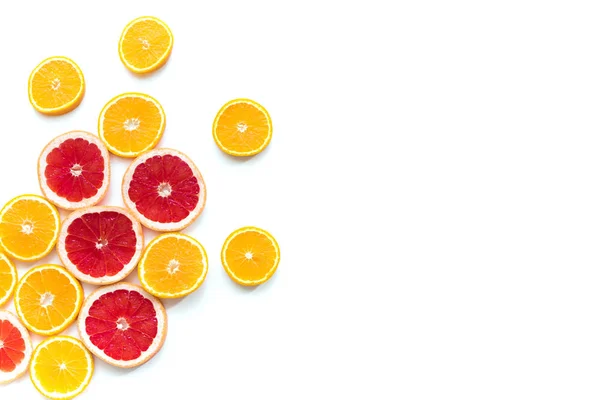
[30,336,93,400]
[14,264,84,336]
[98,92,166,158]
[119,16,173,74]
[0,253,16,307]
[213,98,273,156]
[221,227,280,286]
[138,233,208,298]
[0,194,60,261]
[28,56,85,116]
[0,311,33,384]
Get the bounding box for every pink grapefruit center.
[0,320,25,373]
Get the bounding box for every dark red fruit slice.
[0,319,25,373]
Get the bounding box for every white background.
[1,0,600,398]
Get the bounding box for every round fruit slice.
[78,282,167,368]
[213,98,273,156]
[119,16,174,74]
[28,56,85,116]
[0,194,60,261]
[30,336,93,400]
[57,206,144,285]
[98,92,165,158]
[0,311,32,384]
[122,148,206,231]
[138,233,208,298]
[38,131,111,210]
[0,253,16,307]
[14,264,83,336]
[221,226,280,286]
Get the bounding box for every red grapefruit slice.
[77,283,167,368]
[0,311,32,384]
[38,131,110,210]
[122,148,206,231]
[57,206,144,285]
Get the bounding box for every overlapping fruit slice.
[0,253,17,307]
[122,148,206,231]
[0,311,32,384]
[78,283,167,368]
[57,206,143,285]
[119,16,174,74]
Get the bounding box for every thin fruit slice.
[98,92,165,158]
[78,282,167,368]
[28,56,85,116]
[0,253,16,307]
[119,16,174,74]
[57,206,144,285]
[30,336,93,400]
[14,264,83,336]
[138,233,208,298]
[38,131,111,210]
[0,194,60,261]
[221,226,280,286]
[0,311,32,384]
[122,148,206,231]
[213,98,273,156]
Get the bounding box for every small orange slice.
[0,253,17,307]
[28,56,85,116]
[98,92,166,158]
[221,227,280,286]
[0,194,60,261]
[213,98,273,156]
[119,16,174,74]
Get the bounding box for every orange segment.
[28,56,85,115]
[221,227,280,286]
[98,93,166,157]
[14,264,83,336]
[119,16,173,74]
[0,194,60,261]
[213,98,273,156]
[138,233,208,298]
[0,253,16,307]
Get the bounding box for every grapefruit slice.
[78,282,167,368]
[0,311,32,384]
[57,206,144,285]
[122,148,206,231]
[38,131,110,210]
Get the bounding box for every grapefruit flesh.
[0,319,25,373]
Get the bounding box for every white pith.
[0,311,33,384]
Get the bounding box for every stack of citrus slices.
[1,14,280,399]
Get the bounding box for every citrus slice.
[0,194,60,261]
[28,56,85,116]
[14,264,83,336]
[138,233,208,298]
[57,206,144,285]
[0,253,16,307]
[213,98,273,156]
[0,311,32,384]
[122,148,206,231]
[30,336,93,400]
[98,92,165,158]
[38,131,110,210]
[119,16,174,74]
[78,283,167,368]
[221,227,280,286]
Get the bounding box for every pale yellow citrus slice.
[119,16,174,74]
[0,253,16,307]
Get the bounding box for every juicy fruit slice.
[57,206,144,285]
[98,92,165,158]
[30,336,93,400]
[221,227,280,286]
[28,56,85,116]
[38,131,110,210]
[0,311,32,384]
[138,233,208,298]
[119,16,174,74]
[213,98,273,156]
[78,283,167,368]
[14,264,84,336]
[0,194,60,261]
[0,253,16,307]
[122,148,206,231]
